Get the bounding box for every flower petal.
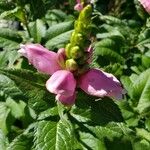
[139,0,150,14]
[56,92,76,106]
[74,0,83,11]
[46,70,76,104]
[19,43,61,75]
[57,48,66,69]
[79,69,124,99]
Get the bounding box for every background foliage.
[0,0,150,149]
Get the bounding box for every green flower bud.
[66,59,78,71]
[70,46,83,59]
[75,21,88,33]
[71,32,84,45]
[65,43,72,58]
[79,5,92,21]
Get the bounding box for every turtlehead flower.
[139,0,150,14]
[19,43,124,106]
[19,44,61,75]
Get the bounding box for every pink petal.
[74,3,83,11]
[46,70,76,105]
[79,69,124,99]
[139,0,150,14]
[19,44,61,75]
[57,48,66,69]
[56,92,76,106]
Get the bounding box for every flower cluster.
[19,4,124,106]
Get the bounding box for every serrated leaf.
[0,74,23,99]
[7,133,33,150]
[71,91,123,125]
[0,28,22,50]
[6,97,26,119]
[70,108,133,150]
[95,47,125,64]
[121,76,133,98]
[131,68,150,114]
[117,100,139,127]
[0,102,10,134]
[46,9,67,21]
[95,39,117,50]
[45,30,73,49]
[38,106,58,120]
[136,128,150,142]
[29,19,46,43]
[77,131,106,150]
[0,50,20,68]
[96,29,125,40]
[0,129,9,150]
[45,21,74,40]
[99,15,126,26]
[0,69,56,112]
[34,119,74,150]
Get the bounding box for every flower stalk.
[65,4,93,75]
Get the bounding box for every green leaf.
[7,133,33,150]
[96,29,125,40]
[131,68,150,114]
[46,9,67,22]
[6,98,26,119]
[0,50,20,68]
[45,21,74,40]
[136,128,150,142]
[142,55,150,68]
[70,110,133,150]
[29,19,46,43]
[95,47,125,64]
[45,30,73,49]
[95,38,117,50]
[71,91,123,125]
[77,130,107,150]
[0,102,10,134]
[38,106,58,120]
[34,119,74,150]
[29,0,46,19]
[0,28,22,50]
[117,100,139,127]
[0,74,23,99]
[145,118,150,131]
[121,76,133,98]
[0,129,9,150]
[0,69,56,112]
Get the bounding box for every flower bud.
[66,59,78,71]
[79,5,92,22]
[75,21,87,33]
[70,46,83,59]
[70,32,84,45]
[65,43,72,58]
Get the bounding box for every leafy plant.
[0,0,150,150]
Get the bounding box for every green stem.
[23,9,32,38]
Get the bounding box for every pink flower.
[74,0,83,11]
[46,70,76,105]
[19,44,61,75]
[79,69,123,99]
[139,0,150,14]
[19,44,124,106]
